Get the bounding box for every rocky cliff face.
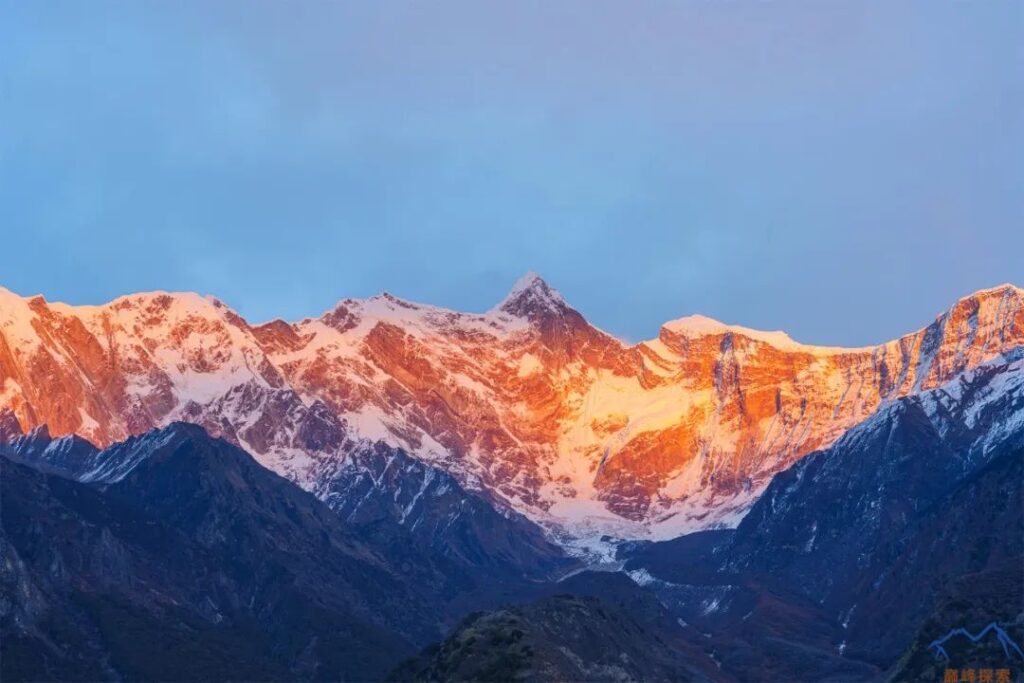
[1,277,1021,544]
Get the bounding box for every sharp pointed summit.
[495,272,572,320]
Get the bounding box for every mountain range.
[2,277,1021,554]
[2,277,1022,682]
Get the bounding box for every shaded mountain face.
[851,446,1024,668]
[727,440,1023,668]
[0,422,99,476]
[0,424,718,683]
[0,432,421,682]
[619,539,882,683]
[309,440,573,587]
[0,423,574,682]
[726,360,1024,639]
[1,423,572,594]
[1,457,297,683]
[1,279,1021,543]
[727,398,968,604]
[616,360,1024,681]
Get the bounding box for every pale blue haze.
[1,1,1021,345]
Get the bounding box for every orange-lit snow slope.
[2,275,1022,547]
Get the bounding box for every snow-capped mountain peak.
[662,314,799,348]
[1,279,1021,548]
[494,271,572,320]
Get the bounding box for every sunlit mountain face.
[2,277,1023,682]
[1,276,1022,552]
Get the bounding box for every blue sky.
[2,1,1021,345]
